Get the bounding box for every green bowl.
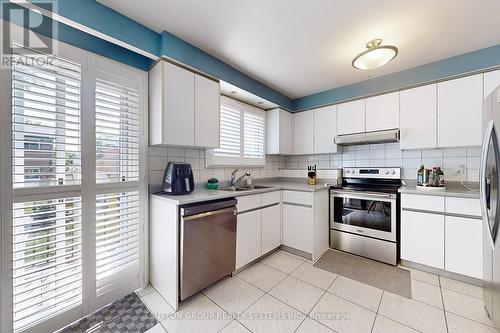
[207,182,218,190]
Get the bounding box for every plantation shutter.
[11,51,82,188]
[243,111,264,159]
[93,65,143,301]
[95,191,140,296]
[12,198,82,332]
[214,105,241,158]
[208,96,266,166]
[10,48,83,333]
[95,78,140,183]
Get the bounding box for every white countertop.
[150,180,331,205]
[398,180,480,199]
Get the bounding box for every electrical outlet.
[458,164,465,176]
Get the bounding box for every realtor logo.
[1,1,58,68]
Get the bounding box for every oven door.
[330,190,397,242]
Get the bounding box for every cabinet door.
[337,99,365,135]
[400,85,437,149]
[484,70,500,100]
[266,109,280,154]
[445,216,483,279]
[261,204,281,255]
[437,74,483,147]
[401,210,444,269]
[194,75,220,148]
[163,62,195,146]
[280,110,293,155]
[149,62,164,145]
[293,110,314,155]
[314,105,338,154]
[266,109,293,155]
[282,203,313,253]
[365,92,399,132]
[236,210,262,269]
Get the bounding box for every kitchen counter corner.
[398,180,480,199]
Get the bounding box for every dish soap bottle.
[417,164,425,186]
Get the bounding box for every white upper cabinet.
[266,108,293,155]
[293,110,314,155]
[484,69,500,99]
[437,74,483,147]
[400,84,437,150]
[314,105,338,154]
[337,99,365,135]
[149,60,220,148]
[150,61,194,146]
[365,92,399,132]
[194,75,220,148]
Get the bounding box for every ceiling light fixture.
[352,39,398,70]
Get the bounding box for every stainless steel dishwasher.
[179,198,237,300]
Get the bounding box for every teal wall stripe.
[160,31,293,110]
[41,0,162,57]
[2,2,155,71]
[293,44,500,111]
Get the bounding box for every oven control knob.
[351,169,356,174]
[391,170,396,175]
[345,170,350,174]
[385,170,390,174]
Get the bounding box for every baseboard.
[400,259,483,286]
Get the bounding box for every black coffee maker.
[162,162,195,195]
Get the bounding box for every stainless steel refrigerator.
[481,85,500,327]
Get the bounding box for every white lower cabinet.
[445,216,483,279]
[282,203,313,254]
[401,210,445,269]
[236,209,262,269]
[236,191,281,269]
[401,194,483,279]
[261,204,281,255]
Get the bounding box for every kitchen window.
[0,32,148,333]
[206,96,265,167]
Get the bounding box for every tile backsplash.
[148,146,286,185]
[285,143,481,181]
[149,143,481,185]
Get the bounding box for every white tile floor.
[139,250,495,333]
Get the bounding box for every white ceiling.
[99,0,500,99]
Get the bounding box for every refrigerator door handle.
[481,120,496,249]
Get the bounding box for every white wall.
[286,143,481,181]
[148,146,286,185]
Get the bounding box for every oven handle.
[330,191,396,201]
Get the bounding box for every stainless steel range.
[329,167,401,265]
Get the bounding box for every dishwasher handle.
[183,207,237,222]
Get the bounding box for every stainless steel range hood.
[334,129,400,146]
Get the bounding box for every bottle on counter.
[417,164,425,186]
[308,164,317,185]
[432,167,440,186]
[436,167,445,187]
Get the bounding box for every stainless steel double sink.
[220,185,271,192]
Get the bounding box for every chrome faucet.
[230,169,251,187]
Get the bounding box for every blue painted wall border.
[293,44,500,111]
[2,1,155,70]
[24,0,294,110]
[40,0,162,57]
[160,31,293,110]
